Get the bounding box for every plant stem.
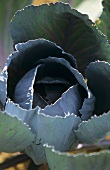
[0,153,29,170]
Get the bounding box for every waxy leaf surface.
[44,144,110,170]
[0,109,34,152]
[86,61,110,115]
[5,97,81,164]
[76,110,110,144]
[10,2,110,74]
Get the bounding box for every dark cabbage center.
[33,62,77,107]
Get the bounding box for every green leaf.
[0,0,32,68]
[86,61,110,116]
[44,144,110,170]
[25,113,80,164]
[0,109,34,152]
[9,2,110,74]
[5,100,81,164]
[97,0,110,43]
[75,110,110,144]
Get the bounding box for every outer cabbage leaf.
[5,94,81,164]
[75,61,110,144]
[75,110,110,144]
[0,108,34,152]
[86,61,110,116]
[44,144,110,170]
[9,2,110,74]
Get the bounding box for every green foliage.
[45,144,110,170]
[9,3,110,74]
[0,110,34,152]
[1,1,110,169]
[76,109,110,144]
[97,0,110,43]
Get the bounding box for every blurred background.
[33,0,103,21]
[0,0,103,169]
